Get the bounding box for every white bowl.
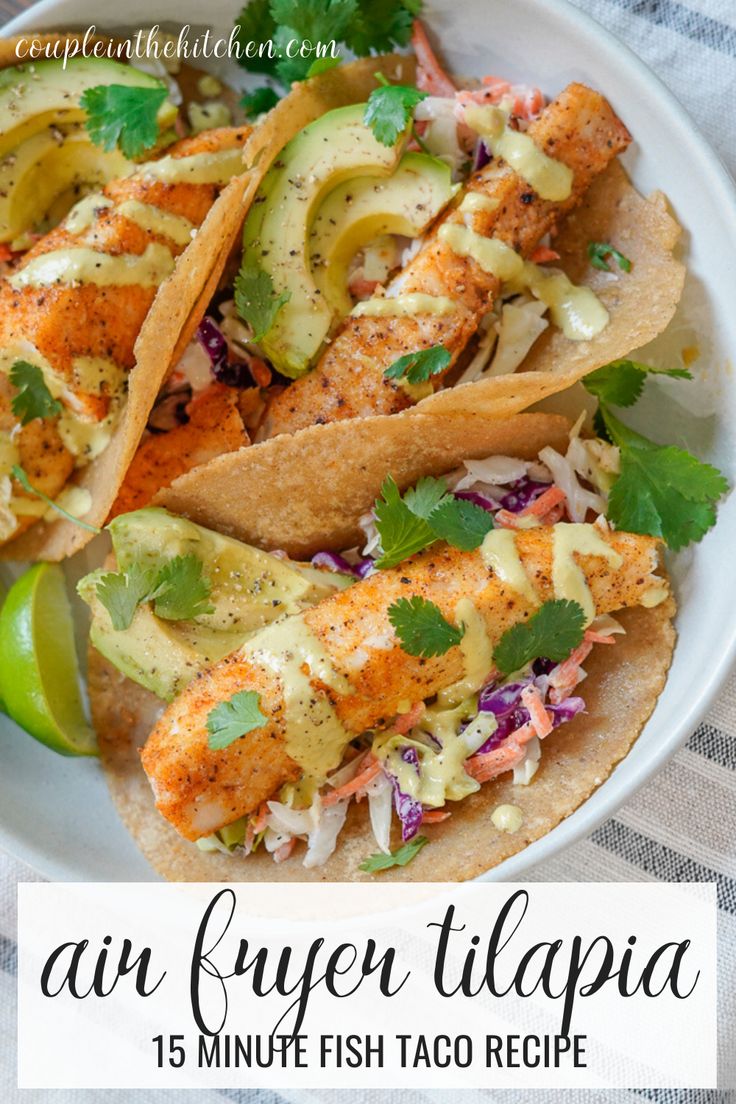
[1,0,735,882]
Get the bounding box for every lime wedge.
[0,563,97,756]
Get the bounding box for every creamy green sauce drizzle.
[9,242,175,290]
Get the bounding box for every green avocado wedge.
[78,508,351,702]
[0,563,97,757]
[310,152,457,318]
[240,102,409,378]
[0,56,175,158]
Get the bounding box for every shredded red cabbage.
[196,317,252,388]
[499,477,550,513]
[311,552,374,578]
[476,679,585,753]
[473,139,491,171]
[389,748,423,841]
[454,489,499,512]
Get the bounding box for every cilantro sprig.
[9,361,62,425]
[374,475,493,569]
[11,465,101,533]
[598,409,728,551]
[95,553,213,631]
[359,835,428,872]
[234,0,420,88]
[493,599,586,676]
[384,344,450,386]
[583,360,727,550]
[240,86,280,119]
[584,359,692,409]
[234,262,291,342]
[587,241,632,273]
[364,73,426,146]
[81,83,168,159]
[207,690,268,750]
[388,595,464,658]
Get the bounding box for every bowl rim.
[1,0,735,883]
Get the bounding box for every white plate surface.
[1,0,735,882]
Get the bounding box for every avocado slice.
[78,507,350,701]
[310,152,457,318]
[0,125,131,242]
[240,103,408,378]
[0,56,177,159]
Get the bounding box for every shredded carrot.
[529,245,561,264]
[394,701,425,735]
[251,801,270,834]
[244,819,256,854]
[584,629,617,645]
[521,485,567,517]
[422,810,451,824]
[465,740,525,783]
[548,641,594,703]
[412,19,456,97]
[248,356,272,388]
[521,684,553,739]
[493,509,540,530]
[322,758,381,806]
[0,242,13,262]
[273,838,296,863]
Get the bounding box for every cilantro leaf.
[403,474,450,518]
[384,344,451,385]
[584,359,693,408]
[374,475,436,568]
[9,360,61,425]
[240,85,280,118]
[10,464,101,534]
[81,83,168,158]
[375,475,494,567]
[428,496,494,551]
[234,262,290,341]
[600,408,728,550]
[388,595,464,658]
[234,0,278,76]
[344,0,417,55]
[587,241,632,273]
[359,834,428,873]
[305,56,341,77]
[150,554,214,621]
[207,690,267,750]
[271,0,356,84]
[493,599,586,677]
[364,80,426,146]
[95,563,158,631]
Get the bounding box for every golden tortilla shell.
[158,410,571,558]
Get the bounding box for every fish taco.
[80,407,675,880]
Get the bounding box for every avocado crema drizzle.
[134,518,663,850]
[0,145,242,528]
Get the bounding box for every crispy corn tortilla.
[90,586,675,883]
[0,51,412,562]
[88,409,675,881]
[158,410,571,558]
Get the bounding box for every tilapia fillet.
[259,82,631,440]
[141,525,665,840]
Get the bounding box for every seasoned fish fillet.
[0,126,249,541]
[141,525,665,840]
[109,383,248,518]
[259,83,630,440]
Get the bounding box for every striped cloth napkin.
[0,0,734,1099]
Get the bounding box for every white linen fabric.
[0,0,734,1099]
